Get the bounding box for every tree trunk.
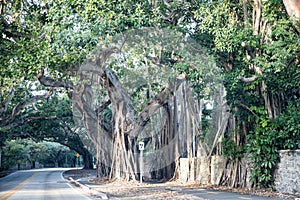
[82,151,94,169]
[283,0,300,21]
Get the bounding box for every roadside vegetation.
[1,139,76,171]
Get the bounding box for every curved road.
[0,168,91,200]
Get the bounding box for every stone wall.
[275,150,300,195]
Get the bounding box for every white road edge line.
[238,197,252,200]
[60,170,108,200]
[60,171,92,200]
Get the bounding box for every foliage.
[43,0,160,74]
[1,139,74,170]
[276,99,300,149]
[222,137,244,160]
[247,121,280,187]
[0,91,93,168]
[247,99,300,187]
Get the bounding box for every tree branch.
[241,42,255,59]
[240,103,259,118]
[2,89,53,126]
[130,74,186,138]
[3,116,57,130]
[240,75,258,82]
[95,100,111,114]
[37,69,74,89]
[0,89,15,117]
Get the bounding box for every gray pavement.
[0,168,91,200]
[166,187,282,200]
[77,179,285,200]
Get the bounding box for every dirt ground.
[63,169,299,200]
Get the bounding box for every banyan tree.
[71,28,225,181]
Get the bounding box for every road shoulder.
[63,169,299,200]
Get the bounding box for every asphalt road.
[85,183,284,200]
[0,168,91,200]
[165,187,283,200]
